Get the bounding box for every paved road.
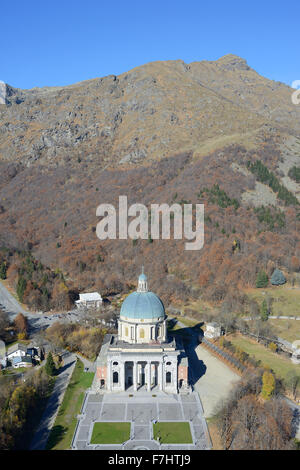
[0,280,28,316]
[30,351,77,450]
[75,353,95,372]
[0,280,84,332]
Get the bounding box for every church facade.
[94,271,189,394]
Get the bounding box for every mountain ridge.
[0,55,300,310]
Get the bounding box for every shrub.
[268,342,277,353]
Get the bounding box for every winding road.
[30,351,77,450]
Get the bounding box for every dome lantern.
[137,266,148,292]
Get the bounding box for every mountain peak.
[216,54,250,71]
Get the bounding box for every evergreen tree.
[256,270,269,288]
[16,276,27,302]
[260,300,269,321]
[0,262,7,280]
[270,268,286,286]
[45,352,56,376]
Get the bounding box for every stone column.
[133,361,137,391]
[120,361,125,391]
[147,362,151,392]
[158,361,163,391]
[174,361,178,393]
[107,360,111,391]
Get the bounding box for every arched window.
[166,371,171,383]
[113,361,118,366]
[140,328,145,339]
[113,371,119,383]
[125,327,128,337]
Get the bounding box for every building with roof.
[12,355,33,368]
[94,270,189,394]
[6,343,28,359]
[75,292,102,309]
[204,322,222,339]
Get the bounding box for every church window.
[140,328,145,339]
[125,327,128,336]
[166,371,171,383]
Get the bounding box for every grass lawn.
[46,359,94,450]
[177,317,200,327]
[90,422,131,444]
[245,285,300,317]
[229,334,300,389]
[153,422,193,444]
[268,319,300,343]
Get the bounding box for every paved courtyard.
[192,345,240,418]
[73,390,211,450]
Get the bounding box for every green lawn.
[91,422,131,444]
[268,319,300,343]
[246,286,300,317]
[230,334,300,388]
[153,422,193,444]
[46,359,94,450]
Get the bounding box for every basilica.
[94,270,189,394]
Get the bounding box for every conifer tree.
[256,270,269,288]
[45,352,56,376]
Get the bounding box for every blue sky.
[0,0,299,89]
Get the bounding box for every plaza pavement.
[191,344,240,418]
[72,390,212,450]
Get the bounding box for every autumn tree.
[261,370,276,400]
[14,313,28,339]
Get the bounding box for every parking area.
[73,390,211,450]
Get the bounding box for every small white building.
[75,292,102,310]
[6,343,27,359]
[204,322,222,339]
[291,349,300,364]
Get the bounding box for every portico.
[106,354,178,393]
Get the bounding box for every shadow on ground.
[45,425,68,449]
[170,323,207,386]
